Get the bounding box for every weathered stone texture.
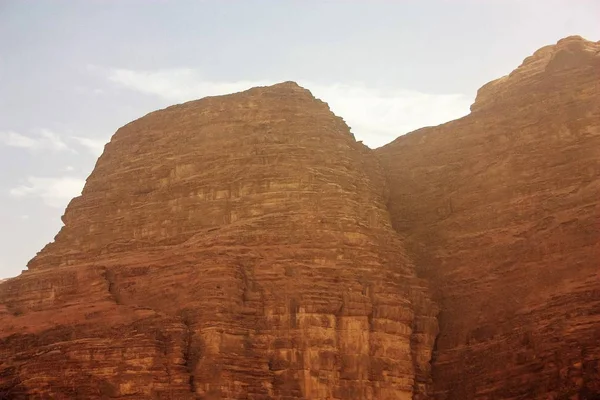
[377,36,600,399]
[1,82,437,399]
[1,35,599,400]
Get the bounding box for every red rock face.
[0,83,437,399]
[1,36,599,399]
[377,36,600,399]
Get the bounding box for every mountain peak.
[471,35,599,112]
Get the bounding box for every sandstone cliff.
[1,36,599,400]
[377,36,600,399]
[0,83,437,399]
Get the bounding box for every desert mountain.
[377,35,600,399]
[1,36,599,399]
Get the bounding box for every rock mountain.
[1,36,599,399]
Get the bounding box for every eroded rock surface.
[377,36,600,399]
[0,82,437,399]
[1,35,599,400]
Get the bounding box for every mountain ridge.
[1,35,599,399]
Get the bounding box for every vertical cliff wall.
[1,35,599,400]
[377,36,600,399]
[0,82,437,399]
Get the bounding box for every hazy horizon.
[1,0,600,278]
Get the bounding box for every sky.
[1,0,599,279]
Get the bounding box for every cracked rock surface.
[1,36,599,399]
[377,36,600,399]
[0,82,437,399]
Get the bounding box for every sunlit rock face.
[0,82,437,399]
[377,36,600,399]
[1,35,599,400]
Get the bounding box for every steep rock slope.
[377,36,600,399]
[0,83,437,399]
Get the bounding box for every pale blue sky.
[1,0,599,278]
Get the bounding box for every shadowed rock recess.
[0,36,599,399]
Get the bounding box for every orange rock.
[1,36,599,399]
[377,36,600,399]
[1,82,437,399]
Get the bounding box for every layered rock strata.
[0,82,438,399]
[1,35,599,400]
[377,36,600,399]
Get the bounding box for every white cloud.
[38,129,71,151]
[107,68,271,101]
[9,177,85,208]
[101,67,473,148]
[71,136,107,156]
[0,131,39,148]
[74,85,106,96]
[306,84,472,148]
[0,129,73,152]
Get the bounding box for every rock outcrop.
[1,36,599,399]
[0,83,437,399]
[377,36,600,399]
